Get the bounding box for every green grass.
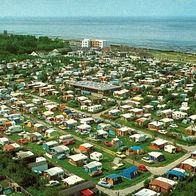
[148,50,196,64]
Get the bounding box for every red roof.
[80,189,94,196]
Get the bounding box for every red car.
[138,164,148,172]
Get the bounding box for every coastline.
[0,16,196,53]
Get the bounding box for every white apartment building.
[81,38,107,49]
[81,39,90,48]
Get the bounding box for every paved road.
[146,151,193,176]
[97,174,154,196]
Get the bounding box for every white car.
[142,157,154,163]
[115,152,126,159]
[46,180,60,187]
[158,130,168,134]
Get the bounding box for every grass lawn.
[148,50,196,64]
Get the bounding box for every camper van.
[90,152,103,161]
[164,144,177,154]
[59,134,75,145]
[7,125,22,133]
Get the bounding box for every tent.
[109,129,116,137]
[122,166,138,179]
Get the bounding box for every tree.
[38,71,48,82]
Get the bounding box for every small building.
[69,153,88,167]
[34,123,45,132]
[166,168,188,181]
[8,125,22,133]
[45,128,57,138]
[79,143,93,153]
[117,126,131,136]
[134,188,159,196]
[172,111,188,120]
[28,157,48,174]
[42,141,58,152]
[69,81,120,95]
[3,143,20,152]
[180,158,196,172]
[121,166,138,179]
[27,132,43,142]
[105,174,122,185]
[148,152,165,162]
[62,175,84,187]
[130,134,148,143]
[59,134,75,145]
[84,161,102,176]
[151,139,168,150]
[164,144,177,154]
[0,137,9,146]
[90,151,103,161]
[148,121,163,131]
[50,145,70,159]
[44,167,64,180]
[149,177,176,193]
[16,150,34,160]
[88,105,103,113]
[77,124,91,134]
[126,146,144,155]
[65,119,78,129]
[185,125,196,136]
[108,109,121,117]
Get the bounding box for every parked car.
[141,156,154,163]
[158,130,168,134]
[98,179,113,189]
[116,152,126,159]
[46,180,60,187]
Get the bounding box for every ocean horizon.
[0,16,196,52]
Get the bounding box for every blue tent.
[122,166,138,179]
[130,146,142,151]
[166,169,186,180]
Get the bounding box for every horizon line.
[0,15,196,18]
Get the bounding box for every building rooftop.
[70,81,121,91]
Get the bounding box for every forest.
[0,33,69,56]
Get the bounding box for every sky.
[0,0,196,17]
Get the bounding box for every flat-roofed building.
[69,81,121,94]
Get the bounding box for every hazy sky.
[0,0,196,17]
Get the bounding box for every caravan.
[90,152,103,161]
[59,134,75,145]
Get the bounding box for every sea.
[0,16,196,52]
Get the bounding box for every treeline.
[0,34,69,55]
